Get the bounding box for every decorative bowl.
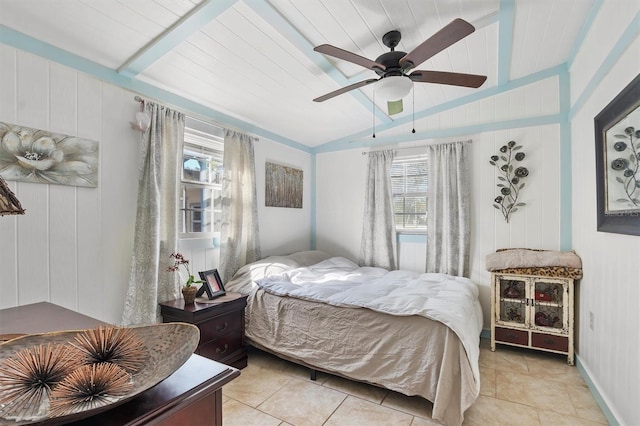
[0,322,199,425]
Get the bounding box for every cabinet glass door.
[497,278,527,326]
[532,280,565,331]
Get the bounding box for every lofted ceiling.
[0,0,596,150]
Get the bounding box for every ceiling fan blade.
[409,70,487,88]
[400,18,475,70]
[313,79,378,102]
[314,44,386,72]
[387,99,403,115]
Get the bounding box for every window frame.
[391,154,428,234]
[179,119,224,241]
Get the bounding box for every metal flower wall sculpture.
[609,126,639,207]
[490,141,529,223]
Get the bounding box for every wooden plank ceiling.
[0,0,595,148]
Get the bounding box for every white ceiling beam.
[497,0,515,85]
[243,0,393,124]
[117,0,238,78]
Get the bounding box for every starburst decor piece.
[48,363,133,417]
[0,344,77,420]
[70,326,147,374]
[489,141,529,223]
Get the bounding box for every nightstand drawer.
[198,310,242,342]
[532,333,568,352]
[197,334,244,361]
[495,327,528,345]
[159,292,248,369]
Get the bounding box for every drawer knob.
[543,338,555,345]
[216,343,228,354]
[216,322,228,331]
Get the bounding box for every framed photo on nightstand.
[196,268,226,300]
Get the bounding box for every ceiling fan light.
[376,76,412,101]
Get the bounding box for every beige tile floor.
[222,340,608,425]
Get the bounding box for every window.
[391,156,428,232]
[180,118,224,239]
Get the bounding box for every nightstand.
[159,292,248,369]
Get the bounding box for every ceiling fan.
[313,18,487,115]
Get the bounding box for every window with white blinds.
[391,156,428,232]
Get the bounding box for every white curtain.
[122,103,184,326]
[359,150,397,270]
[219,130,261,284]
[426,140,471,277]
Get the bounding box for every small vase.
[182,286,198,304]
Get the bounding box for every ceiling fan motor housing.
[376,30,407,77]
[374,51,407,77]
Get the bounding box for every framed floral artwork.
[0,122,99,187]
[594,74,640,236]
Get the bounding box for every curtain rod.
[132,95,257,139]
[361,139,472,155]
[361,146,428,155]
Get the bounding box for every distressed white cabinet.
[490,273,575,365]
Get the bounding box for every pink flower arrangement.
[167,252,203,287]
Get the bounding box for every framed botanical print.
[594,74,640,236]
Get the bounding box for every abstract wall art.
[265,161,303,208]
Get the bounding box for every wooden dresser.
[0,302,240,425]
[159,292,248,369]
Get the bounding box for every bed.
[224,250,483,425]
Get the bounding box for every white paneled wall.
[254,138,312,257]
[0,46,314,324]
[0,46,140,323]
[569,1,640,424]
[397,241,427,273]
[315,149,367,259]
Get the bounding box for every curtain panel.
[359,150,397,270]
[122,103,184,326]
[219,130,261,284]
[426,140,471,277]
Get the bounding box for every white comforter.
[256,256,483,392]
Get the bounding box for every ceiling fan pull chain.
[372,90,376,138]
[412,85,416,134]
